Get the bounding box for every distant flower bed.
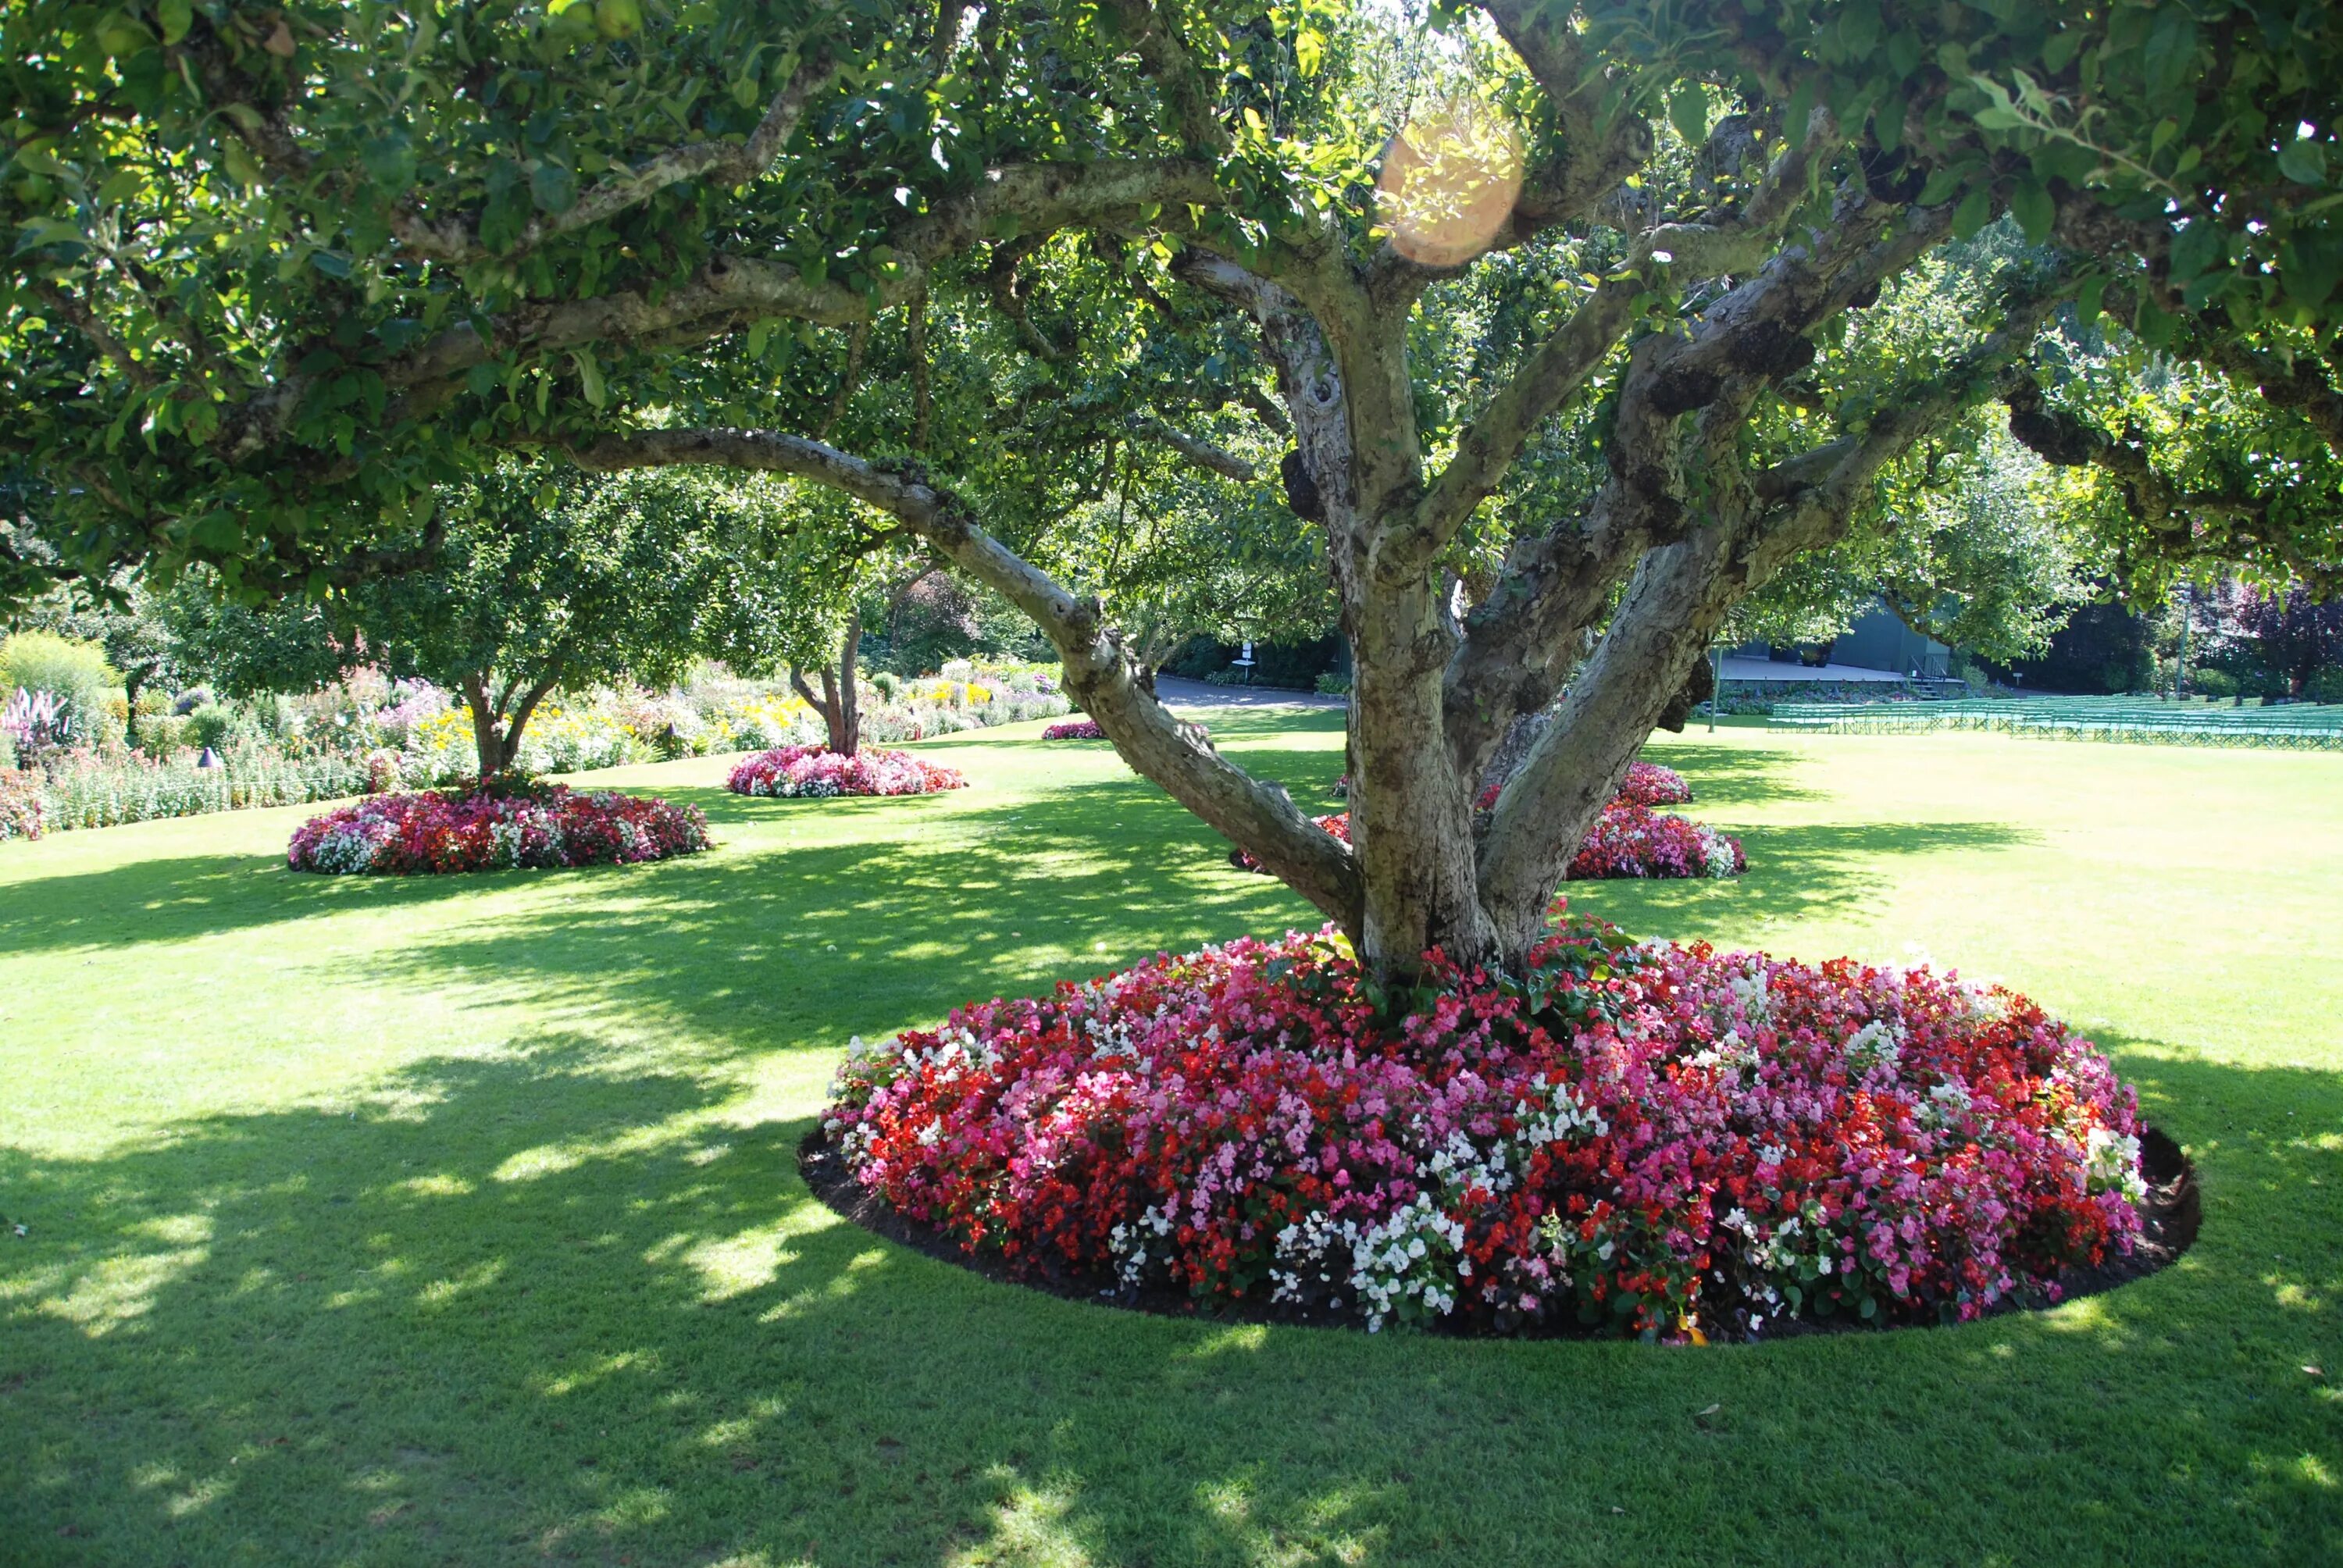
[1227,811,1349,871]
[820,916,2152,1340]
[1232,780,1742,881]
[1042,720,1106,740]
[726,744,968,800]
[1472,759,1694,813]
[1571,799,1745,880]
[287,782,711,875]
[1617,761,1692,807]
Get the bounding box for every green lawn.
[2,712,2338,1566]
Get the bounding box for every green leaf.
[221,139,262,187]
[2141,9,2198,97]
[308,249,354,279]
[531,161,578,214]
[14,216,87,252]
[747,318,772,361]
[2010,181,2053,244]
[362,134,416,191]
[2280,236,2343,308]
[1295,24,1324,78]
[2041,27,2083,74]
[1667,84,1707,149]
[1917,166,1966,206]
[2169,220,2223,282]
[2279,138,2328,188]
[2075,275,2106,330]
[571,350,606,408]
[1783,79,1815,146]
[157,0,193,47]
[1886,30,1922,80]
[1952,186,1993,241]
[193,512,241,552]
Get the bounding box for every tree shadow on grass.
[1,1032,2335,1566]
[1645,740,1826,808]
[1570,819,2041,937]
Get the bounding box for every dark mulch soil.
[799,1124,2198,1344]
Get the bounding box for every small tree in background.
[173,466,813,781]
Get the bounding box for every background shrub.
[0,631,126,748]
[186,701,253,754]
[2189,668,2239,699]
[2307,666,2343,704]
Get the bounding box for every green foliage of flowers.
[34,742,373,832]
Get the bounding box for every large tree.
[6,1,2343,976]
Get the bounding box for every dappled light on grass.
[0,719,2338,1561]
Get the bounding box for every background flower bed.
[1236,761,1742,881]
[287,782,711,875]
[1570,799,1746,880]
[1042,719,1106,740]
[823,916,2150,1341]
[2,655,1062,838]
[727,744,968,799]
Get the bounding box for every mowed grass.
[1,711,2338,1567]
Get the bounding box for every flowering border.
[1042,720,1107,740]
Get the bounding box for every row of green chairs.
[1765,696,2343,750]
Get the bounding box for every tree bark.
[460,672,504,782]
[790,611,865,755]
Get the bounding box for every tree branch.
[566,426,1364,923]
[1125,416,1257,480]
[1100,0,1232,156]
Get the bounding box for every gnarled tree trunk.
[790,611,863,756]
[458,671,557,782]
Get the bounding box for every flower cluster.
[287,782,711,875]
[1232,781,1739,882]
[1042,720,1107,740]
[1570,799,1746,880]
[1472,759,1693,814]
[726,744,968,799]
[1617,761,1694,807]
[824,915,2147,1340]
[1226,811,1350,871]
[3,686,72,751]
[0,767,44,841]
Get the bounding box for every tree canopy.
[6,0,2343,974]
[171,462,820,774]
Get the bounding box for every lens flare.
[1375,101,1525,268]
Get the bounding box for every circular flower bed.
[1614,760,1694,807]
[818,914,2168,1341]
[288,781,710,875]
[726,743,967,798]
[1042,719,1107,740]
[1571,798,1745,879]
